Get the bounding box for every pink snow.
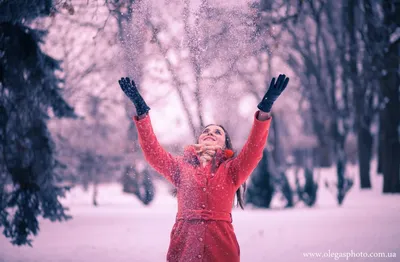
[0,167,399,262]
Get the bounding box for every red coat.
[134,111,271,262]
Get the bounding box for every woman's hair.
[203,124,246,209]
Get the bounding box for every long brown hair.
[203,124,246,209]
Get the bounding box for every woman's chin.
[201,140,216,146]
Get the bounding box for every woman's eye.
[215,130,221,135]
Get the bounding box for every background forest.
[0,0,399,254]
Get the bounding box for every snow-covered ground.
[1,167,399,262]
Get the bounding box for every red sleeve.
[133,114,180,186]
[227,111,271,187]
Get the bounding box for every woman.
[118,74,289,262]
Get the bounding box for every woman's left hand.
[257,74,289,112]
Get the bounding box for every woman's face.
[198,125,226,149]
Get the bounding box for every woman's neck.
[199,152,212,166]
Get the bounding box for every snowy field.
[1,166,399,262]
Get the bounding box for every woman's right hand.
[118,77,150,116]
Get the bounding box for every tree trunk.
[246,150,274,208]
[336,157,346,205]
[336,154,353,205]
[346,0,374,189]
[280,172,293,208]
[381,0,400,193]
[332,118,353,205]
[92,180,98,206]
[380,82,400,193]
[295,167,318,207]
[377,114,384,174]
[358,126,373,188]
[380,52,400,193]
[316,144,333,167]
[271,113,285,166]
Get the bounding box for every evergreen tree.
[0,0,76,245]
[246,150,275,208]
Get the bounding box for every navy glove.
[257,74,289,112]
[118,77,150,116]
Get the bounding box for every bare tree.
[41,1,129,205]
[107,0,158,203]
[374,0,400,193]
[282,1,354,205]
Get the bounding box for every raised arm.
[119,77,180,186]
[228,74,289,187]
[228,111,271,187]
[134,114,180,186]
